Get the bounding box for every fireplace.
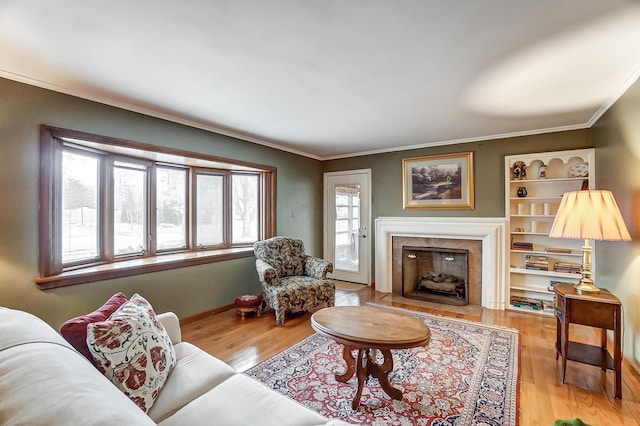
[402,247,469,306]
[374,217,508,310]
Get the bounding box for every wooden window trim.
[34,247,255,289]
[38,125,276,290]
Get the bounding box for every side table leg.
[371,348,403,401]
[614,307,622,399]
[336,345,356,382]
[561,317,569,384]
[352,349,368,410]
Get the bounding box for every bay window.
[38,126,276,289]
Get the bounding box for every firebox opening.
[402,246,469,306]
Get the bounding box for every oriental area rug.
[246,304,520,425]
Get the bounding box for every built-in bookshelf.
[505,149,595,315]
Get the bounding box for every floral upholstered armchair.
[253,236,335,326]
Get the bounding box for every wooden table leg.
[352,349,368,409]
[560,315,569,384]
[614,307,622,399]
[335,345,356,382]
[370,348,403,401]
[343,347,404,409]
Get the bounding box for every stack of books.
[512,241,533,251]
[553,262,581,274]
[541,299,555,312]
[525,254,549,271]
[510,296,542,311]
[547,280,574,292]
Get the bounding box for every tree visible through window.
[232,174,259,244]
[62,149,99,264]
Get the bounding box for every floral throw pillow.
[87,294,176,412]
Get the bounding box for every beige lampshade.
[549,190,631,241]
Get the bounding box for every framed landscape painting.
[402,152,474,210]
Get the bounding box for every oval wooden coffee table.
[311,305,430,409]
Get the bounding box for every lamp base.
[574,282,600,293]
[574,239,599,294]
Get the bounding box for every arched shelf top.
[506,148,594,181]
[508,154,588,168]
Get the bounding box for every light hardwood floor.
[181,287,640,425]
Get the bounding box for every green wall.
[0,78,323,327]
[3,72,639,370]
[323,130,592,275]
[591,77,640,367]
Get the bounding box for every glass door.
[324,170,370,284]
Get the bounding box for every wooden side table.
[554,284,622,399]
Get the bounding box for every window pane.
[156,167,187,250]
[114,162,147,256]
[336,206,349,219]
[62,150,99,263]
[197,174,223,246]
[335,194,349,206]
[335,219,349,233]
[335,232,350,245]
[232,174,259,244]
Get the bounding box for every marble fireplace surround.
[375,217,508,310]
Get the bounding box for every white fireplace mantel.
[375,217,508,310]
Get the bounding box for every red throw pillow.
[59,292,128,364]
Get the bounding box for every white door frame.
[323,169,371,284]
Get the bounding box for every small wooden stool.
[234,294,262,319]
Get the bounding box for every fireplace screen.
[402,246,469,306]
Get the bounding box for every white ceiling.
[1,1,639,160]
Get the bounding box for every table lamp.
[549,190,631,293]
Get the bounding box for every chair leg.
[275,306,286,327]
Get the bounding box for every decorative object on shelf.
[516,186,527,197]
[567,162,589,178]
[402,152,474,210]
[512,161,526,180]
[549,190,631,293]
[539,163,547,179]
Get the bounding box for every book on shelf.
[525,254,548,271]
[512,241,533,251]
[510,296,542,310]
[541,299,554,312]
[553,262,581,274]
[547,280,575,292]
[545,247,572,254]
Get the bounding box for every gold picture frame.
[402,152,474,210]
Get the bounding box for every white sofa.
[0,307,348,426]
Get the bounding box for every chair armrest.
[255,259,280,286]
[304,256,333,279]
[157,312,182,344]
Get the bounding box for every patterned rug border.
[246,304,521,425]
